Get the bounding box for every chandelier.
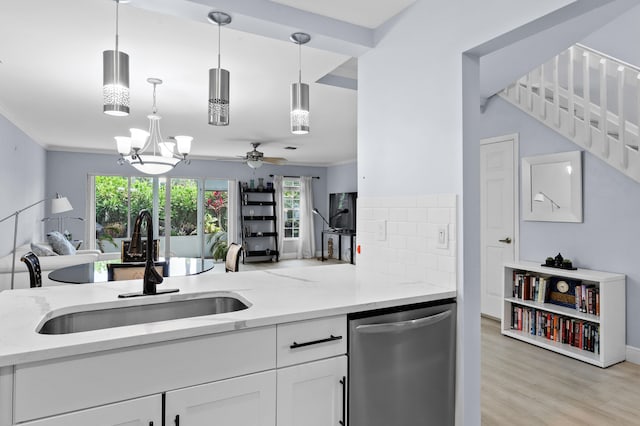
[116,78,192,175]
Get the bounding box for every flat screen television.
[329,192,357,232]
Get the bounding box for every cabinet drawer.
[14,326,276,423]
[277,315,346,367]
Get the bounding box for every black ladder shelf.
[239,182,279,263]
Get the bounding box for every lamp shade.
[51,195,73,214]
[115,136,131,155]
[129,155,181,175]
[247,159,263,169]
[534,192,545,202]
[175,136,193,155]
[291,82,309,134]
[208,68,230,126]
[103,50,130,116]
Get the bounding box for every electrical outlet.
[376,220,387,241]
[437,225,449,249]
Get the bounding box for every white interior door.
[480,135,518,319]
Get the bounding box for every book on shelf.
[509,304,599,353]
[511,270,600,316]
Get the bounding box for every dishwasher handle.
[354,310,452,334]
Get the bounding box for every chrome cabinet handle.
[498,237,512,244]
[355,310,452,334]
[290,334,343,349]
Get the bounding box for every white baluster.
[554,55,560,127]
[539,64,546,120]
[527,71,534,111]
[618,65,627,168]
[568,46,576,137]
[583,50,592,147]
[600,58,609,158]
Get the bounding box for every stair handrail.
[576,43,640,73]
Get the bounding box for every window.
[93,175,230,259]
[283,178,301,238]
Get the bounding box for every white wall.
[326,162,357,194]
[478,3,640,351]
[357,1,586,424]
[0,114,46,255]
[45,151,329,255]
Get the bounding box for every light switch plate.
[375,220,387,241]
[437,224,449,249]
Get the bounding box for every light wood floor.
[482,317,640,425]
[209,257,347,273]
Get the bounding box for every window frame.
[282,178,301,240]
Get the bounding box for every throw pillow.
[46,231,77,256]
[30,242,58,257]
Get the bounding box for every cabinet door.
[277,356,347,426]
[165,370,276,426]
[20,394,161,426]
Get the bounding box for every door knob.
[498,237,512,244]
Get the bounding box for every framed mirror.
[522,151,582,222]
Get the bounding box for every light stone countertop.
[0,264,456,367]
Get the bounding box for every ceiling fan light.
[247,159,263,169]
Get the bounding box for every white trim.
[479,133,520,262]
[626,345,640,365]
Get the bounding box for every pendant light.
[207,11,232,126]
[103,0,130,116]
[115,78,192,175]
[290,32,311,135]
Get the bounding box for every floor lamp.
[0,194,73,289]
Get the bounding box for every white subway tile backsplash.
[416,195,439,208]
[356,194,457,291]
[438,194,456,208]
[407,208,427,223]
[372,208,389,220]
[427,208,450,224]
[397,222,417,236]
[389,208,409,222]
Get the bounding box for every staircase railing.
[500,43,640,183]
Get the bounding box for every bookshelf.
[502,261,626,368]
[239,183,279,263]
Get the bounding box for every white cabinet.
[165,371,276,426]
[502,261,625,367]
[277,356,347,426]
[19,395,161,426]
[6,317,348,426]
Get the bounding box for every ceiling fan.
[239,143,287,169]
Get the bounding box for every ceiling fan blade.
[262,157,287,165]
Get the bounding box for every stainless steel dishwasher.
[348,300,456,426]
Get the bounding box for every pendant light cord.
[298,42,302,84]
[114,0,120,54]
[217,22,221,70]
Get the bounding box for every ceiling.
[0,0,414,167]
